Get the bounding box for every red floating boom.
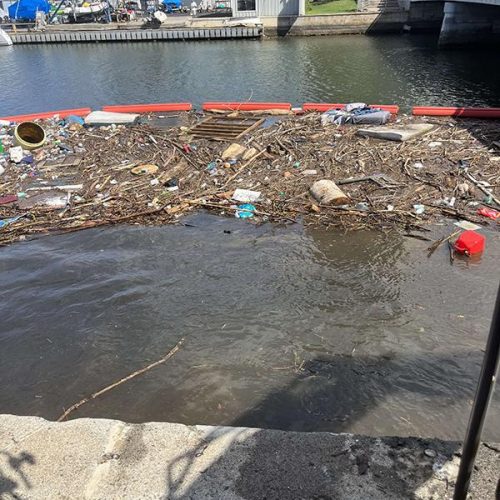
[303,103,399,114]
[412,107,500,118]
[0,108,92,122]
[203,102,292,111]
[102,103,192,113]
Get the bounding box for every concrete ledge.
[261,12,409,36]
[0,414,498,499]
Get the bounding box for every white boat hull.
[0,28,13,46]
[64,2,107,16]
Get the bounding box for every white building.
[230,0,305,18]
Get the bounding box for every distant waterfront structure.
[229,0,304,18]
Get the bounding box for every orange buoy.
[102,103,192,113]
[303,103,399,114]
[0,108,92,122]
[412,107,500,118]
[202,102,292,111]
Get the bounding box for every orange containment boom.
[0,108,92,122]
[303,103,400,114]
[412,106,500,118]
[202,102,292,111]
[102,103,192,113]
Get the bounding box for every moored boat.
[0,28,13,46]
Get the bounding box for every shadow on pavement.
[0,451,36,499]
[162,349,495,499]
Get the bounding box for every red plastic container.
[454,231,485,255]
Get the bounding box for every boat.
[63,1,108,17]
[0,28,13,46]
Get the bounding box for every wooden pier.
[9,26,262,44]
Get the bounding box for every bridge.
[410,0,500,45]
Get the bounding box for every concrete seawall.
[0,414,498,499]
[262,12,409,36]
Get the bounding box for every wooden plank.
[192,135,242,142]
[210,116,260,122]
[191,131,243,137]
[193,121,255,128]
[192,125,252,130]
[38,156,82,169]
[192,127,252,134]
[190,128,243,134]
[191,134,242,140]
[235,117,264,138]
[209,119,258,126]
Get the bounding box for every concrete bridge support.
[438,1,500,46]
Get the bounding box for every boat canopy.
[8,0,50,20]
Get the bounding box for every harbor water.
[0,214,499,439]
[1,35,500,115]
[0,34,499,440]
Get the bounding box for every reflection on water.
[1,35,500,115]
[0,213,498,440]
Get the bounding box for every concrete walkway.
[0,414,498,499]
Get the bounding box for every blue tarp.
[8,0,50,20]
[162,0,181,8]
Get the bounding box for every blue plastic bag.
[235,204,256,219]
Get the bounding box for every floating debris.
[0,111,499,246]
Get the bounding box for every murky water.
[1,34,499,439]
[1,34,500,116]
[1,214,499,439]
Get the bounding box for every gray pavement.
[0,414,498,499]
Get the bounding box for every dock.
[9,26,262,44]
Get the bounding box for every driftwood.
[427,230,461,258]
[57,338,184,422]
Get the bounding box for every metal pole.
[453,284,500,500]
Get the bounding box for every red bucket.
[454,231,485,255]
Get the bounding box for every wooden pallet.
[189,116,264,141]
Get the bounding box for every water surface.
[1,35,500,115]
[1,214,498,440]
